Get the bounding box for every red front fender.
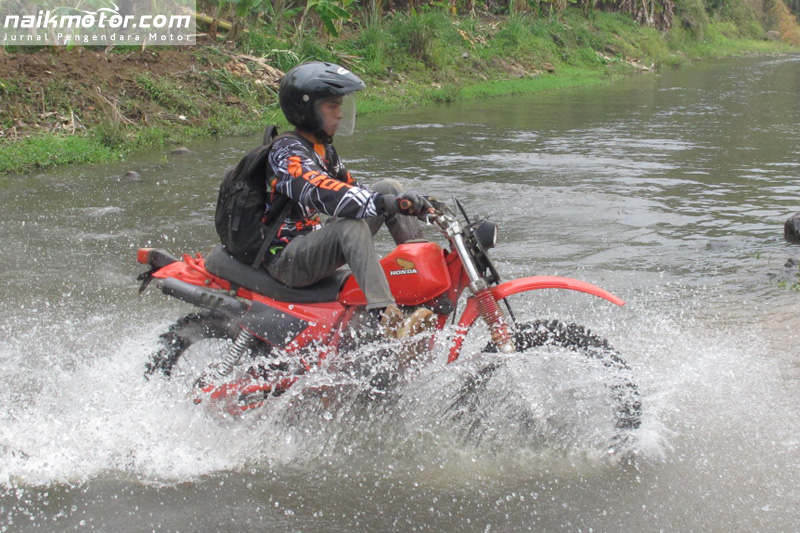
[447,276,624,363]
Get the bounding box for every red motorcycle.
[138,199,641,443]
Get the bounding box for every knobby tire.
[449,319,642,452]
[144,312,237,378]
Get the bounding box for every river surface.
[1,55,799,531]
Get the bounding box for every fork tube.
[452,233,483,282]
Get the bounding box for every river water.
[1,55,799,531]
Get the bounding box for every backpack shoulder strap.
[252,197,291,268]
[262,124,280,145]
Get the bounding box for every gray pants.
[266,179,422,310]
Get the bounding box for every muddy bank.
[0,9,797,174]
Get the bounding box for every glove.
[382,192,433,217]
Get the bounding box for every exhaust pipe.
[157,278,246,317]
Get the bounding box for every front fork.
[450,226,516,354]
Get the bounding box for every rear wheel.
[448,320,642,452]
[145,312,239,386]
[146,313,301,411]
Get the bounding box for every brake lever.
[137,268,156,293]
[426,196,448,212]
[419,211,436,224]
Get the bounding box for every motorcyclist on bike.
[264,61,434,338]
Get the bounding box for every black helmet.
[279,62,366,136]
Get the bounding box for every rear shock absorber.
[211,328,256,379]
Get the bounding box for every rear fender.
[447,276,624,363]
[148,252,231,291]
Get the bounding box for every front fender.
[447,276,624,363]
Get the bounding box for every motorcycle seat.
[204,245,351,304]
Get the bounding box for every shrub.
[674,0,711,39]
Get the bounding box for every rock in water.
[784,213,800,244]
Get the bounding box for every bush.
[135,74,197,116]
[389,10,452,65]
[494,16,530,54]
[674,0,711,39]
[353,20,391,74]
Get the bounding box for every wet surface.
[1,55,799,531]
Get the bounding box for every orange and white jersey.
[266,135,382,247]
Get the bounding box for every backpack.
[214,125,299,267]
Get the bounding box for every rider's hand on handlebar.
[383,192,435,219]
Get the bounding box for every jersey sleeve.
[268,137,382,219]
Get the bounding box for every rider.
[264,61,434,338]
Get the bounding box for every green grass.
[671,26,795,59]
[134,73,198,116]
[0,135,116,175]
[460,67,611,100]
[0,6,796,176]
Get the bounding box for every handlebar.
[418,197,456,229]
[398,195,449,222]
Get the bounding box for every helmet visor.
[316,93,358,138]
[337,93,357,136]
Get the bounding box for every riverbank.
[0,8,797,175]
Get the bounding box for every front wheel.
[448,320,642,453]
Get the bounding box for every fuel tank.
[339,242,451,306]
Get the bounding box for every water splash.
[0,316,658,492]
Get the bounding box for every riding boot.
[378,305,436,370]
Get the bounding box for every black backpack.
[214,125,300,267]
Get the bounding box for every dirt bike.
[137,199,641,443]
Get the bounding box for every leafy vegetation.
[0,0,798,174]
[194,0,800,42]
